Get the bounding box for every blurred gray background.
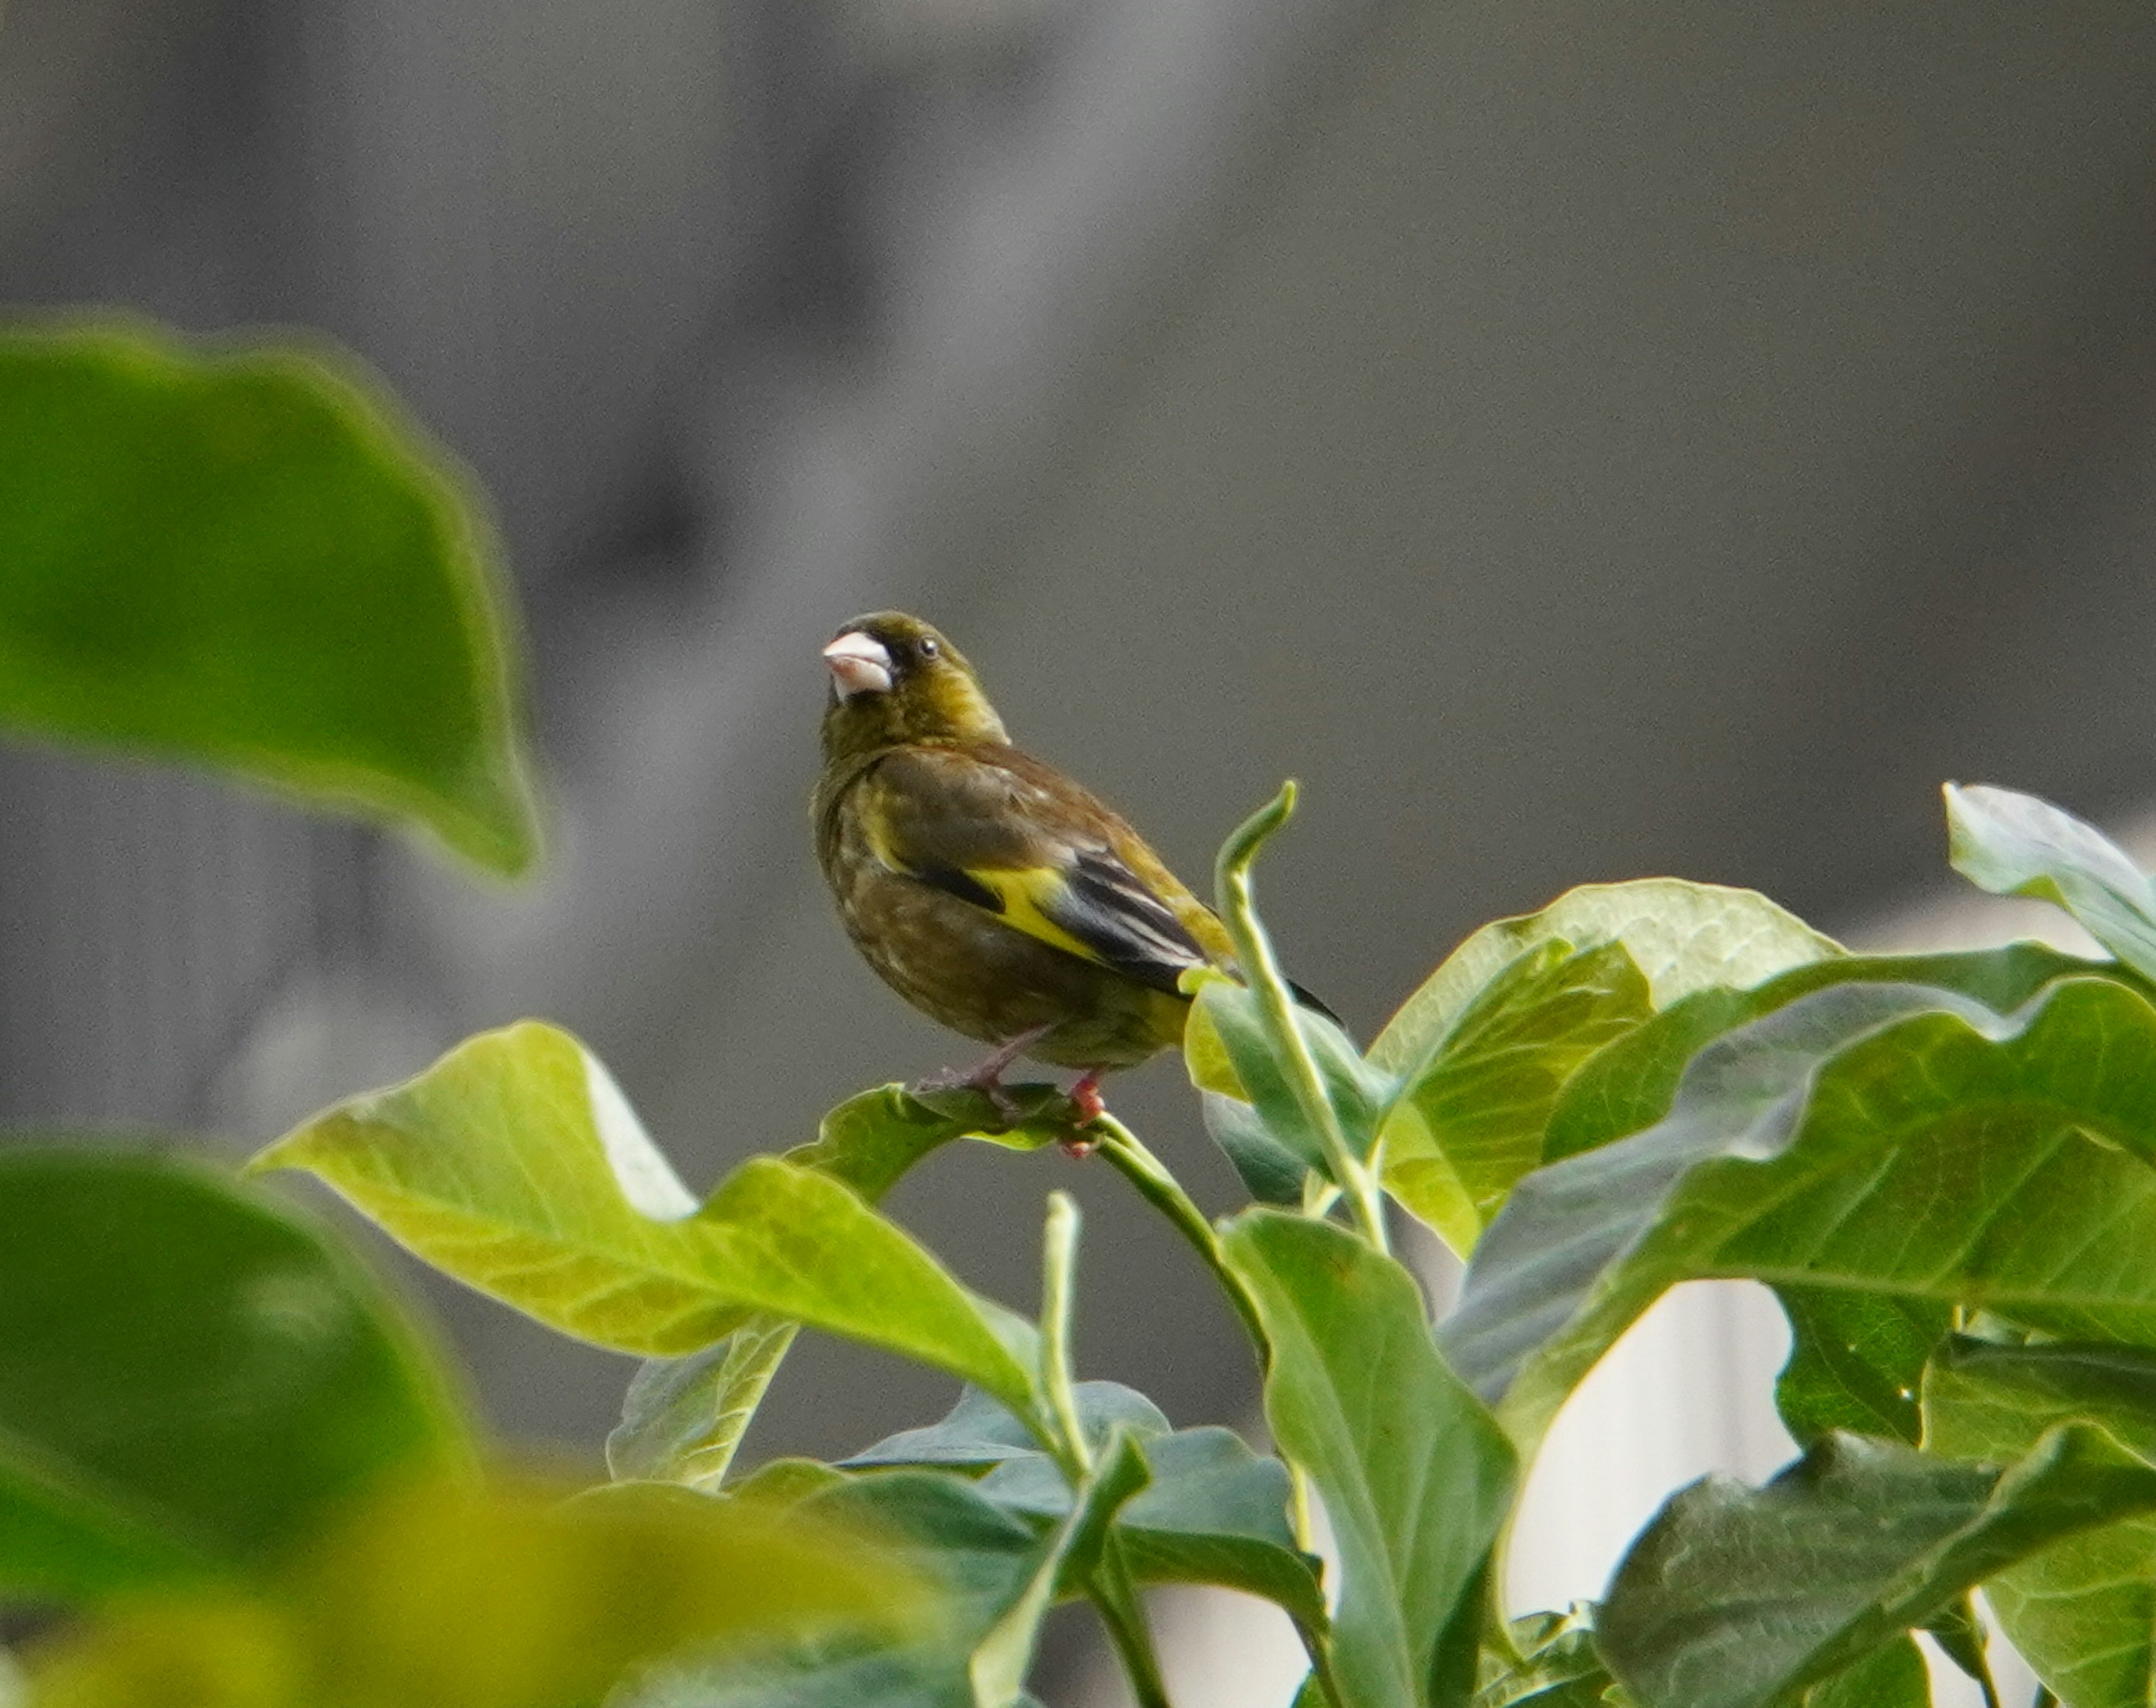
[4,0,2156,1596]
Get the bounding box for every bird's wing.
[859,746,1221,995]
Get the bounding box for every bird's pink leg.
[914,1024,1054,1124]
[1059,1069,1108,1157]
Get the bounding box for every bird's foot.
[1069,1071,1106,1126]
[912,1065,1024,1127]
[913,1027,1054,1128]
[1058,1071,1107,1157]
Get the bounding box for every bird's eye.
[917,637,940,660]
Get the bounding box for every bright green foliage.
[1367,880,1836,1257]
[1367,880,1840,1076]
[1774,1288,1949,1446]
[1924,1340,2156,1708]
[1378,940,1652,1255]
[1224,1212,1516,1708]
[0,323,537,874]
[1444,974,2156,1449]
[249,1021,1041,1409]
[24,1476,919,1708]
[1599,1428,2156,1708]
[0,1151,468,1601]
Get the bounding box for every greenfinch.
[814,611,1326,1124]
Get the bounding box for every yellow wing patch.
[972,866,1112,966]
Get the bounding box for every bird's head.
[820,612,1009,757]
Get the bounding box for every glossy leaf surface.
[1224,1211,1515,1708]
[1380,939,1653,1255]
[0,1150,467,1601]
[1924,1339,2156,1708]
[0,322,537,874]
[1444,976,2156,1449]
[253,1024,1038,1408]
[1600,1428,2156,1708]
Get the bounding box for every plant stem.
[1090,1544,1175,1708]
[1041,1190,1092,1476]
[1216,784,1390,1253]
[1092,1113,1269,1371]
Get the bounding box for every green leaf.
[1222,1211,1516,1708]
[969,1433,1151,1708]
[1443,975,2156,1452]
[1924,1338,2156,1708]
[1598,1427,2156,1708]
[1202,1091,1312,1206]
[1368,879,1839,1086]
[0,1149,467,1602]
[25,1476,918,1708]
[1186,975,1391,1173]
[843,1382,1168,1472]
[641,1459,1135,1708]
[1542,943,2091,1166]
[0,321,538,875]
[607,1084,1063,1491]
[1946,783,2156,983]
[250,1023,1039,1410]
[1773,1287,1950,1447]
[1474,1609,1621,1707]
[1800,1637,1927,1708]
[844,1383,1327,1634]
[604,1317,800,1490]
[1380,940,1653,1255]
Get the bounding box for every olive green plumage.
[814,612,1238,1084]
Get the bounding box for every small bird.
[814,612,1311,1128]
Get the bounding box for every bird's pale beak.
[823,631,894,698]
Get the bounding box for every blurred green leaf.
[1599,1428,2156,1708]
[638,1462,1110,1708]
[1368,880,1838,1088]
[1945,783,2156,981]
[0,321,538,875]
[1924,1339,2156,1708]
[1443,976,2156,1451]
[1380,940,1653,1256]
[250,1023,1039,1409]
[1773,1287,1949,1447]
[1223,1212,1516,1708]
[0,1150,467,1602]
[26,1476,917,1708]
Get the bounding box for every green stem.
[1090,1542,1175,1708]
[1041,1191,1092,1477]
[1093,1114,1269,1371]
[1216,784,1390,1253]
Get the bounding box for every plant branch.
[1041,1190,1092,1477]
[1092,1114,1269,1371]
[1090,1542,1175,1708]
[1216,783,1390,1252]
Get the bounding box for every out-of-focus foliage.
[0,322,538,874]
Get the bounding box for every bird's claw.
[911,1067,1023,1129]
